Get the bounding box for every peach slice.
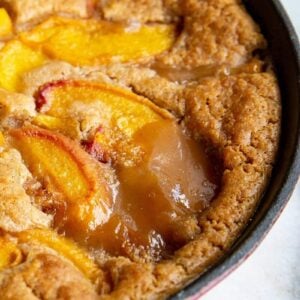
[0,131,5,146]
[20,16,176,65]
[33,114,79,139]
[0,238,23,271]
[10,127,113,238]
[0,8,12,38]
[35,80,172,165]
[36,80,171,136]
[17,229,100,282]
[0,40,46,91]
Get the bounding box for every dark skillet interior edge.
[171,0,300,299]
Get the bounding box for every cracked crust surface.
[0,0,281,299]
[158,0,266,68]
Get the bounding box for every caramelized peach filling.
[88,121,219,258]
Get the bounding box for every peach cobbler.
[0,0,280,299]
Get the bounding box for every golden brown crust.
[185,73,280,151]
[158,0,266,68]
[0,249,98,299]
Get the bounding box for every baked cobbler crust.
[0,0,280,299]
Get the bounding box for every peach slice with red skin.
[10,127,113,240]
[36,80,68,111]
[35,80,170,123]
[35,80,172,166]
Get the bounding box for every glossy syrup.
[87,121,220,260]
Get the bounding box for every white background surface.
[203,1,300,299]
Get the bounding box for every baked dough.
[0,0,280,299]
